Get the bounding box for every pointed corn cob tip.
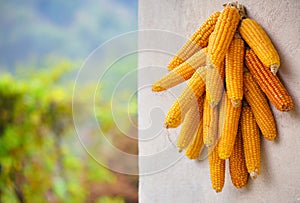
[282,103,294,111]
[231,99,241,107]
[233,180,248,189]
[178,148,183,153]
[164,112,182,128]
[214,187,223,193]
[234,185,244,189]
[265,133,277,141]
[152,83,166,92]
[233,181,248,189]
[164,122,171,129]
[218,151,231,160]
[270,64,279,75]
[186,152,202,160]
[164,123,171,129]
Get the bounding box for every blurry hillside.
[0,0,137,69]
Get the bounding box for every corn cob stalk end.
[250,169,259,179]
[270,64,279,75]
[231,99,241,107]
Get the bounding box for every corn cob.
[209,145,225,192]
[203,95,219,147]
[239,18,280,75]
[245,49,294,112]
[152,49,207,92]
[206,60,225,107]
[241,105,260,179]
[206,5,240,106]
[218,92,242,159]
[243,72,277,140]
[168,11,220,71]
[225,34,245,107]
[185,119,204,159]
[229,126,248,188]
[177,95,204,151]
[207,6,240,68]
[164,67,206,128]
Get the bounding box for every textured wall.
[138,0,300,202]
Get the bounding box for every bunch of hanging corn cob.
[151,2,294,192]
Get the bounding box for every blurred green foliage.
[0,61,128,202]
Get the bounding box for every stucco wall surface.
[138,0,300,202]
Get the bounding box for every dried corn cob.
[241,105,260,179]
[225,34,245,107]
[185,119,204,159]
[206,5,240,106]
[206,60,225,107]
[203,95,219,147]
[243,72,277,140]
[164,67,206,128]
[168,11,220,70]
[209,145,225,192]
[245,49,294,112]
[177,95,204,151]
[218,92,242,159]
[152,49,207,92]
[207,6,240,68]
[239,18,280,75]
[229,126,248,188]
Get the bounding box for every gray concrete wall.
[138,0,300,202]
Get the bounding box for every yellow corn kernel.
[206,5,239,106]
[243,72,277,140]
[185,119,204,159]
[239,18,280,75]
[225,35,245,107]
[218,92,242,159]
[152,48,207,92]
[164,67,206,128]
[168,12,220,71]
[245,49,294,112]
[203,95,219,147]
[177,95,204,151]
[241,105,260,179]
[209,145,225,192]
[229,126,248,188]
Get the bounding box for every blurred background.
[0,0,138,202]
